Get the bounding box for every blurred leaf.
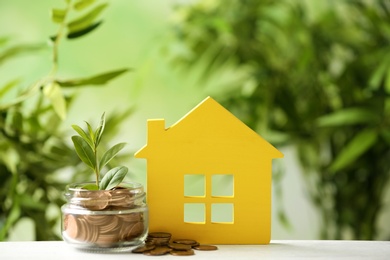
[43,82,67,120]
[67,21,102,39]
[0,79,20,99]
[99,166,128,190]
[71,135,96,170]
[0,147,19,174]
[5,109,23,135]
[19,194,46,210]
[74,0,96,11]
[329,128,378,172]
[380,130,390,145]
[0,202,21,240]
[99,142,126,170]
[369,57,390,91]
[277,210,292,230]
[67,3,107,33]
[386,69,390,94]
[0,36,9,46]
[51,8,67,24]
[0,44,45,64]
[57,68,129,86]
[316,108,379,127]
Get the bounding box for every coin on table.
[148,232,172,238]
[146,232,171,246]
[193,245,218,251]
[170,249,195,256]
[143,246,172,256]
[169,242,192,251]
[173,239,199,246]
[132,244,156,253]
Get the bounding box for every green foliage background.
[168,0,390,240]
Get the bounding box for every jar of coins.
[61,182,148,252]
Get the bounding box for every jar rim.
[66,181,144,193]
[64,181,145,208]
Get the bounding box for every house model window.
[184,174,234,224]
[135,97,283,244]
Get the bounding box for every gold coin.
[173,239,199,246]
[98,215,119,234]
[131,244,156,253]
[110,188,134,207]
[95,233,119,246]
[64,214,78,239]
[143,246,172,256]
[168,242,192,251]
[128,221,145,238]
[80,190,111,210]
[193,245,218,251]
[148,232,171,238]
[118,212,142,223]
[170,249,195,256]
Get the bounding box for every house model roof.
[135,96,283,160]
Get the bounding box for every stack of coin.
[63,212,146,247]
[145,232,171,246]
[132,232,218,256]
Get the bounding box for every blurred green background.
[1,0,389,241]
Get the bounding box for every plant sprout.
[71,113,128,190]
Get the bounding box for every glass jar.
[61,182,148,252]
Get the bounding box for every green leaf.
[99,142,126,170]
[329,128,378,173]
[43,82,67,120]
[85,121,95,144]
[316,108,379,127]
[56,68,129,87]
[81,183,99,190]
[95,112,106,147]
[67,21,102,39]
[74,0,96,11]
[51,8,67,24]
[67,3,107,33]
[71,124,94,149]
[71,135,96,170]
[99,166,128,190]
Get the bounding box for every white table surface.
[0,240,389,259]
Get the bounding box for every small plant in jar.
[61,113,148,251]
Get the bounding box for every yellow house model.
[135,96,283,244]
